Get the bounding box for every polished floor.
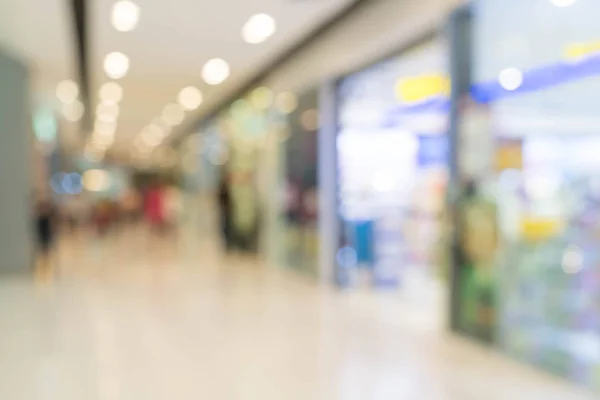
[0,227,597,400]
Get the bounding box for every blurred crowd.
[34,182,183,262]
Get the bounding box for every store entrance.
[334,38,449,324]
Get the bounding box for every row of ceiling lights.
[85,0,141,162]
[54,0,138,161]
[133,8,278,164]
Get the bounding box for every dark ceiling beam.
[69,0,91,132]
[172,0,372,144]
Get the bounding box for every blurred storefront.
[334,37,449,311]
[452,0,600,391]
[206,89,285,257]
[282,89,320,276]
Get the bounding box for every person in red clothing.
[144,182,166,232]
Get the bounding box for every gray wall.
[0,49,33,272]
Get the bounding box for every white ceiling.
[90,0,354,150]
[0,0,354,154]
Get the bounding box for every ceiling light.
[95,120,117,136]
[153,117,172,134]
[242,13,276,44]
[103,52,130,79]
[56,80,79,104]
[92,133,114,148]
[498,68,523,91]
[97,112,118,124]
[550,0,576,6]
[61,101,85,122]
[162,103,185,126]
[111,0,140,32]
[96,101,119,117]
[140,132,162,147]
[202,58,230,85]
[177,86,203,110]
[139,124,165,147]
[276,91,298,114]
[99,82,123,103]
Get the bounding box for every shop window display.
[335,39,449,295]
[455,0,600,390]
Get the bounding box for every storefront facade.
[453,0,600,390]
[334,37,449,300]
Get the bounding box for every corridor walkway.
[0,228,596,400]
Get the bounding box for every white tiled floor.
[0,227,597,399]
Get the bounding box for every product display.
[335,39,449,291]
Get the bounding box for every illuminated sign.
[395,74,450,104]
[565,40,600,59]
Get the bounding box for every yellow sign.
[521,217,563,241]
[565,40,600,59]
[395,74,450,104]
[495,142,523,171]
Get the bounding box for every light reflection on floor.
[0,226,594,399]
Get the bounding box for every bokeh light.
[56,80,79,104]
[111,0,140,32]
[178,86,203,111]
[202,58,230,85]
[104,52,130,79]
[242,14,276,44]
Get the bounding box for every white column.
[0,50,34,272]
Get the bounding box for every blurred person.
[218,174,233,251]
[144,181,166,233]
[164,185,183,230]
[121,188,142,224]
[63,193,90,232]
[35,196,57,270]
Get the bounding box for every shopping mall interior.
[2,0,600,398]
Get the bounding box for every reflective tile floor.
[0,227,597,400]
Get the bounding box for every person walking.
[217,174,233,251]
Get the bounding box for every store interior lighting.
[202,58,230,85]
[111,0,141,32]
[242,13,276,44]
[104,52,130,79]
[99,82,124,103]
[56,80,79,104]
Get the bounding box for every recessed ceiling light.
[92,133,115,148]
[498,68,523,91]
[276,91,298,114]
[162,103,185,126]
[153,117,172,133]
[97,101,120,117]
[242,13,276,44]
[61,100,85,122]
[56,80,79,104]
[97,112,118,124]
[178,86,203,110]
[140,128,163,147]
[95,120,117,136]
[202,58,230,85]
[99,82,123,103]
[111,0,140,32]
[104,52,130,79]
